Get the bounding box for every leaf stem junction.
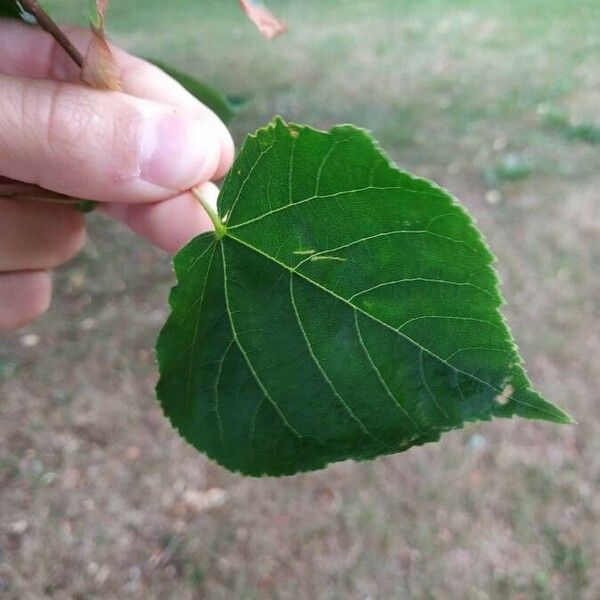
[192,186,227,239]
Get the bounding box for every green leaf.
[156,118,572,477]
[149,59,237,125]
[1,0,45,22]
[0,1,23,19]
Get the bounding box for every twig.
[18,0,84,68]
[0,180,79,204]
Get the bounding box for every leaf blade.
[148,60,237,125]
[157,118,572,477]
[0,1,23,19]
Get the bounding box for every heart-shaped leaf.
[156,118,571,476]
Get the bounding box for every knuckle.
[43,83,96,154]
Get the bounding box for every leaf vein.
[315,137,353,196]
[227,233,504,395]
[221,243,303,439]
[348,277,495,302]
[289,273,390,447]
[213,339,234,447]
[185,243,218,401]
[185,238,218,273]
[227,138,277,223]
[418,350,451,419]
[443,346,513,362]
[294,229,480,272]
[354,311,419,429]
[288,134,296,206]
[228,185,445,230]
[397,315,502,332]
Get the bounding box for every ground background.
[1,0,599,598]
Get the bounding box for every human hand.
[0,20,234,330]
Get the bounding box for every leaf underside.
[149,60,237,125]
[156,118,571,477]
[0,1,23,20]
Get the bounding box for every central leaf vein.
[225,233,503,396]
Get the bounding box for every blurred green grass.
[45,0,600,167]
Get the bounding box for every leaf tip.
[497,387,574,425]
[554,410,577,425]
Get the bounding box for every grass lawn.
[1,1,599,598]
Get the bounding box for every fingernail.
[140,113,219,190]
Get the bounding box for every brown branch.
[0,178,80,204]
[18,0,84,68]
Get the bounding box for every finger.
[0,199,86,270]
[100,182,219,253]
[0,20,234,179]
[117,61,234,180]
[0,270,52,330]
[0,73,226,203]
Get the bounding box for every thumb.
[0,74,225,204]
[100,182,220,254]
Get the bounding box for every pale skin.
[0,20,231,330]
